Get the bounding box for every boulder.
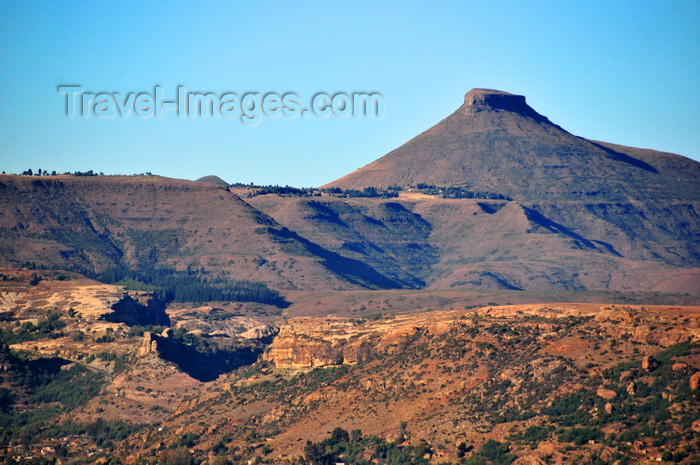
[641,355,659,372]
[619,370,634,381]
[693,419,700,434]
[597,387,617,400]
[690,372,700,391]
[672,362,688,372]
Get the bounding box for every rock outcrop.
[170,308,278,341]
[642,355,659,372]
[136,331,260,382]
[597,388,617,400]
[263,323,375,369]
[101,290,169,326]
[264,304,700,370]
[597,306,700,347]
[263,312,459,369]
[138,332,159,357]
[691,372,700,391]
[672,362,688,372]
[0,279,168,326]
[461,88,551,124]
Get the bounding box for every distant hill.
[252,89,700,295]
[2,90,699,465]
[195,175,230,186]
[325,88,700,202]
[0,175,402,294]
[1,89,698,298]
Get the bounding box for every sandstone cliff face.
[263,319,373,368]
[138,331,159,357]
[264,304,700,369]
[103,290,169,326]
[263,328,375,368]
[263,312,456,369]
[0,278,168,325]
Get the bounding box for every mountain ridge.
[325,88,700,203]
[1,88,700,464]
[0,175,402,293]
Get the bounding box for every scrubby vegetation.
[0,311,66,344]
[410,184,512,200]
[246,184,317,197]
[237,183,405,199]
[325,186,401,198]
[0,298,697,464]
[202,314,699,465]
[303,427,432,465]
[0,355,107,447]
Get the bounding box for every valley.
[0,88,698,464]
[1,272,698,464]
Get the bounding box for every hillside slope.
[309,89,700,295]
[2,274,698,464]
[122,303,700,465]
[249,194,699,295]
[325,89,700,203]
[0,175,401,292]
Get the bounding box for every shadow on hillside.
[588,141,658,174]
[148,333,263,382]
[267,227,404,290]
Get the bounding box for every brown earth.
[0,175,400,291]
[325,88,700,202]
[121,302,699,464]
[1,275,699,464]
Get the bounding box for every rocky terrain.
[1,88,699,464]
[120,300,699,465]
[0,272,698,464]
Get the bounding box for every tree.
[330,427,350,444]
[0,388,14,412]
[476,440,516,465]
[304,441,334,465]
[457,442,473,458]
[29,272,41,286]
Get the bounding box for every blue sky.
[1,1,698,186]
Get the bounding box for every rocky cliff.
[0,276,168,325]
[264,304,700,369]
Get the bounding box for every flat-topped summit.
[461,88,547,122]
[463,88,522,106]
